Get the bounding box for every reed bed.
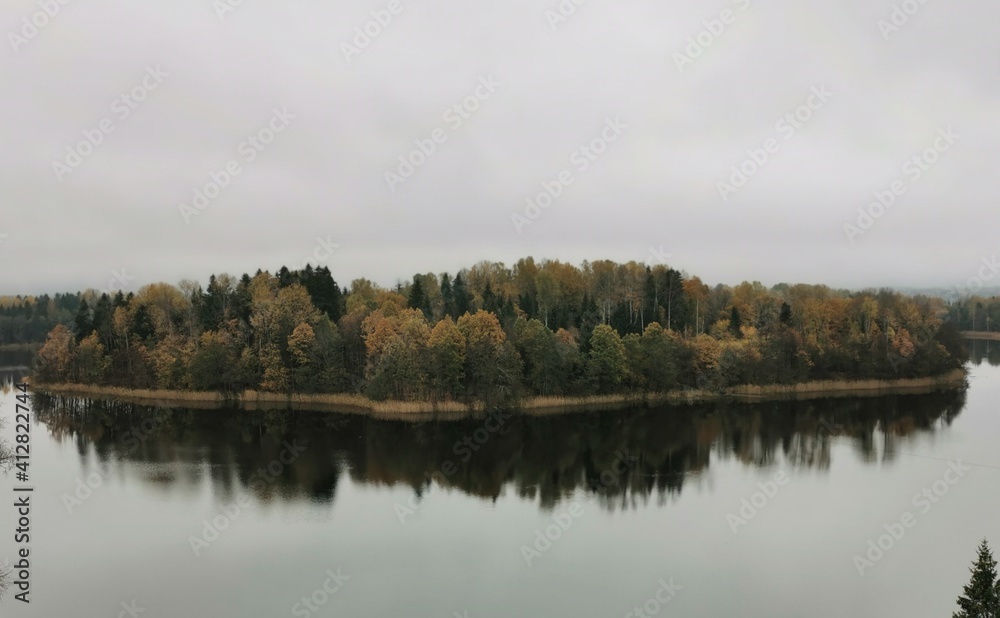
[32,368,967,418]
[962,331,1000,341]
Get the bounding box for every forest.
[17,258,971,405]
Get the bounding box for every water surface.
[1,343,998,617]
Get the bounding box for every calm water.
[1,341,999,617]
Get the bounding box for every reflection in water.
[968,338,1000,367]
[32,388,967,513]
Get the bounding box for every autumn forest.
[3,258,976,406]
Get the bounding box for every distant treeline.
[947,296,1000,332]
[30,259,968,404]
[0,293,80,346]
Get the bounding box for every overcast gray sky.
[1,0,997,296]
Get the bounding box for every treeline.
[33,258,968,403]
[0,293,80,346]
[947,295,1000,332]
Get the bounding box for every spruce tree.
[453,273,471,317]
[408,275,427,316]
[730,306,743,339]
[780,302,793,325]
[954,540,1000,618]
[73,299,92,341]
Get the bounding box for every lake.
[1,340,998,617]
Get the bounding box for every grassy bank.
[962,331,1000,341]
[30,369,968,419]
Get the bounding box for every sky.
[1,0,997,296]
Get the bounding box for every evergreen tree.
[304,266,343,322]
[131,304,156,344]
[233,274,253,324]
[92,294,114,348]
[954,540,1000,618]
[440,273,456,319]
[73,299,92,341]
[453,273,471,317]
[277,266,294,288]
[730,306,743,339]
[780,302,793,325]
[408,275,427,317]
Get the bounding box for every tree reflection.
[33,385,967,514]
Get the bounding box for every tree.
[92,294,113,348]
[362,308,430,400]
[730,306,743,339]
[287,322,318,392]
[73,299,92,341]
[427,317,465,400]
[640,322,680,392]
[74,332,110,383]
[190,328,241,393]
[512,318,563,396]
[34,324,75,382]
[954,540,1000,618]
[440,273,456,320]
[452,273,471,317]
[779,302,793,325]
[407,275,429,318]
[457,310,518,406]
[535,270,560,328]
[586,324,627,394]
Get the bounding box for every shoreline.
[29,369,968,419]
[962,331,1000,341]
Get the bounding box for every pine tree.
[954,540,1000,618]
